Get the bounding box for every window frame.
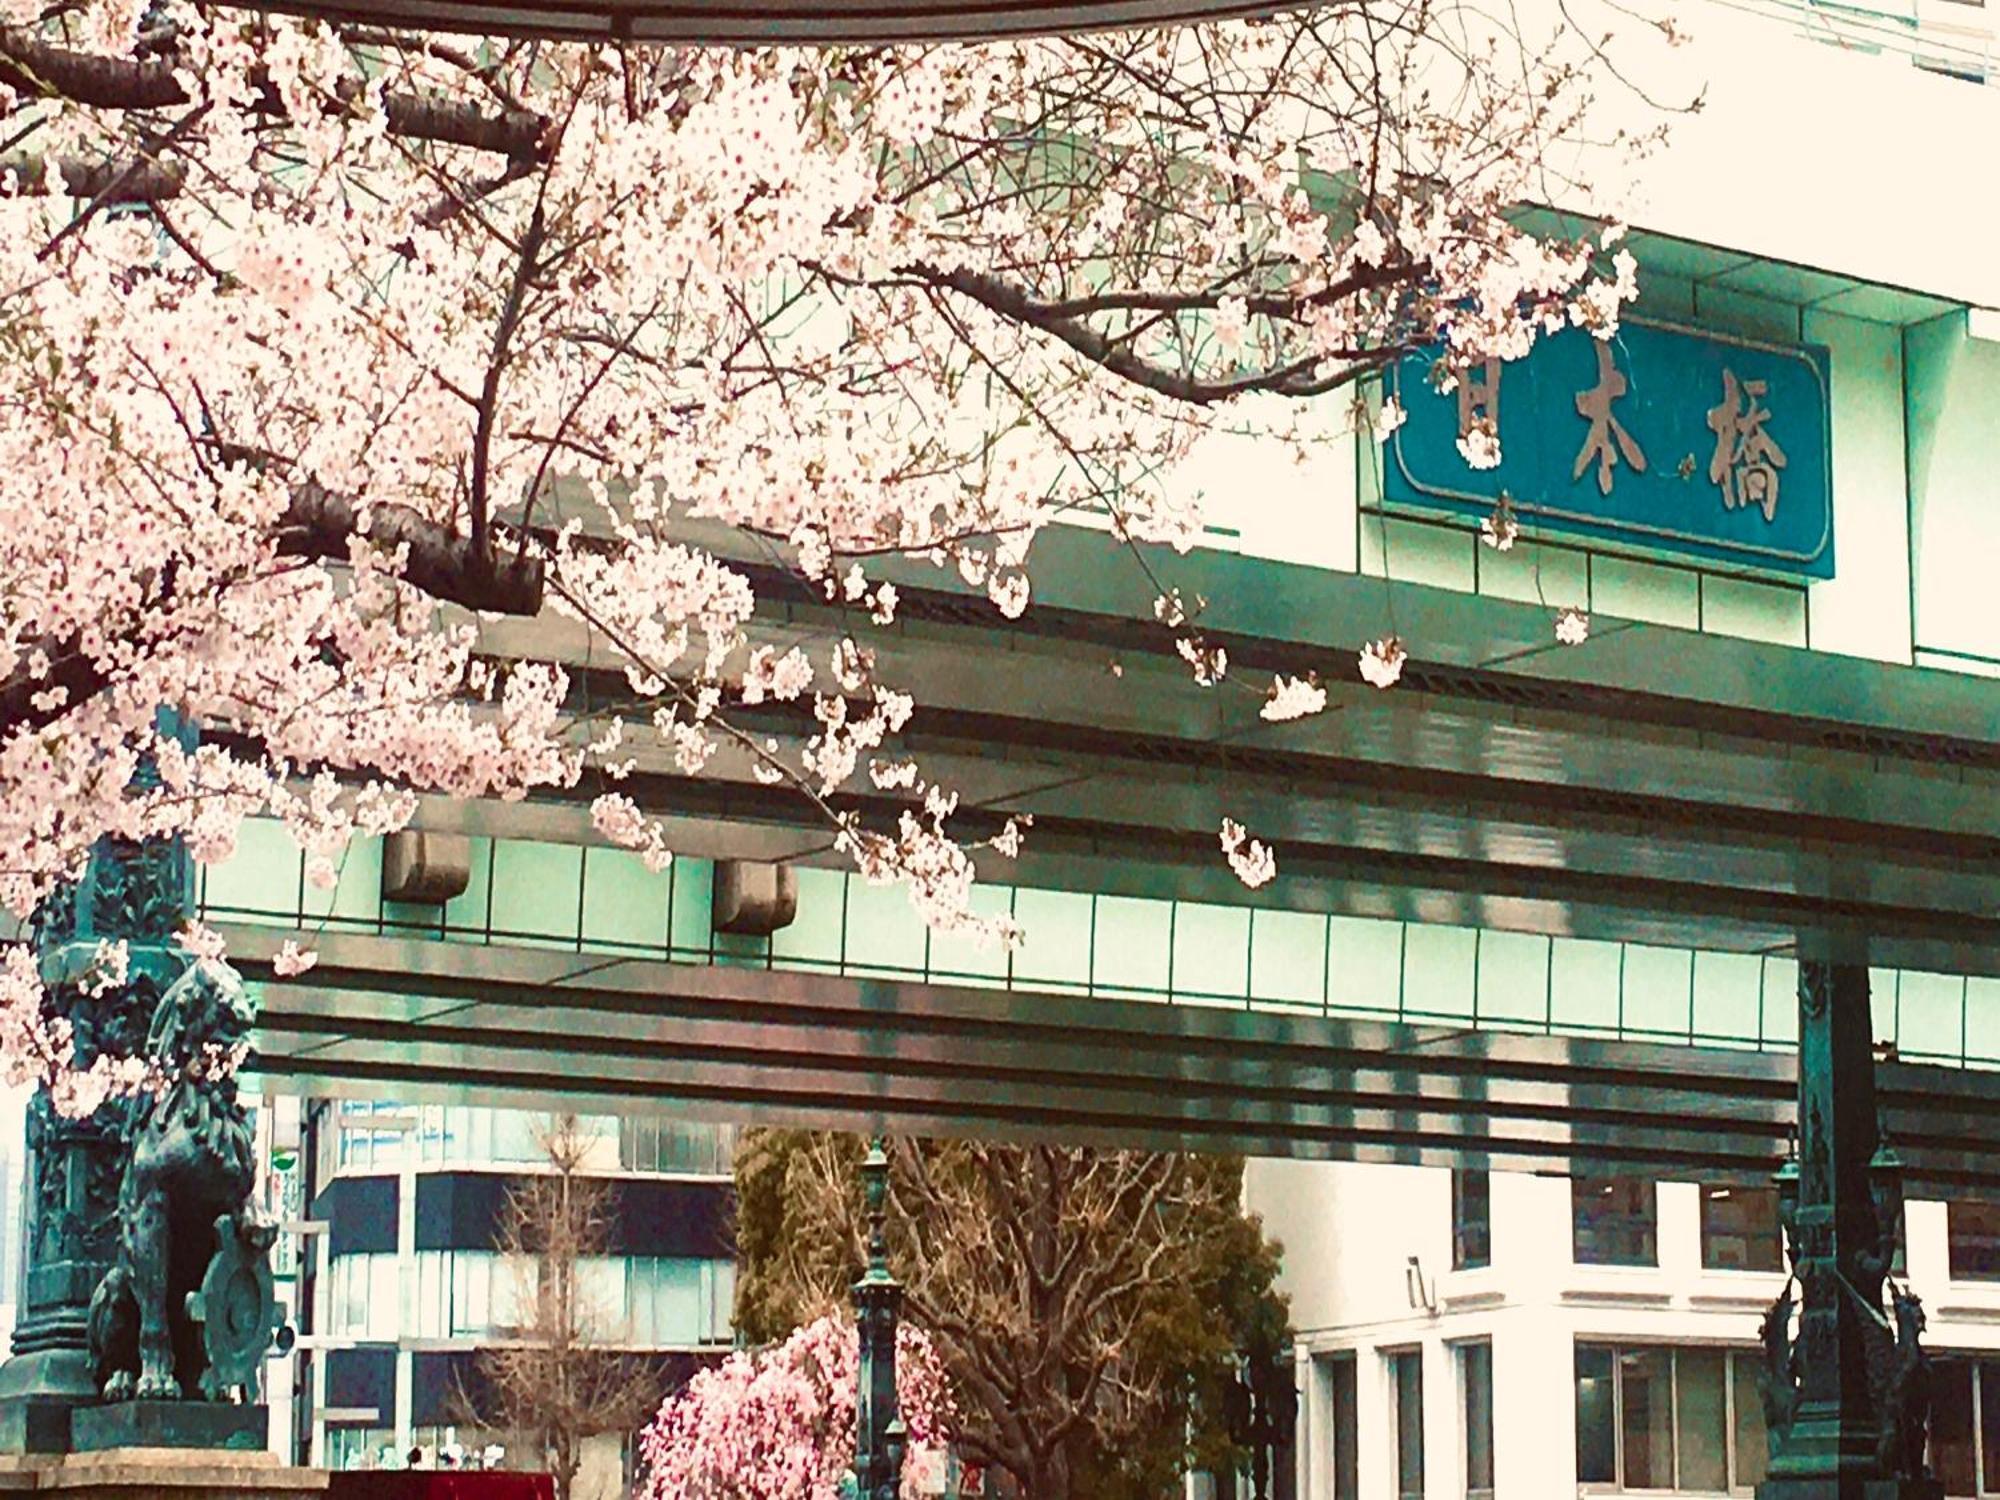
[1698,1184,1784,1273]
[1388,1346,1426,1500]
[1948,1200,2000,1284]
[1926,1353,2000,1497]
[1325,1352,1359,1500]
[1459,1340,1495,1500]
[1574,1341,1765,1496]
[1572,1177,1660,1268]
[1453,1169,1492,1271]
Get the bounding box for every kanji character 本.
[1573,340,1646,495]
[1706,368,1787,522]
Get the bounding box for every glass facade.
[1573,1179,1659,1267]
[207,826,2000,1068]
[325,1239,731,1346]
[1574,1344,1767,1494]
[313,1102,737,1185]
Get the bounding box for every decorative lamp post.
[0,724,194,1454]
[1755,960,1940,1500]
[852,1138,904,1500]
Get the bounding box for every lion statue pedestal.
[0,959,324,1497]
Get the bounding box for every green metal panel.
[1908,311,2000,664]
[1170,901,1251,1002]
[1089,894,1171,998]
[304,835,383,927]
[923,884,1014,988]
[194,822,2000,1065]
[1402,924,1476,1023]
[1700,575,1807,646]
[1762,959,1802,1046]
[1552,937,1625,1034]
[1801,308,1910,663]
[443,838,492,938]
[202,819,303,925]
[580,846,670,951]
[1692,951,1763,1045]
[1327,915,1403,1016]
[667,855,713,960]
[488,839,579,947]
[1008,888,1091,992]
[1589,555,1702,629]
[1474,538,1590,611]
[769,866,847,973]
[1898,969,1968,1061]
[1361,515,1476,593]
[1247,908,1326,1009]
[840,878,927,980]
[1969,978,2000,1065]
[1620,943,1694,1039]
[1477,930,1553,1029]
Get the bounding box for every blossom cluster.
[636,1313,954,1500]
[0,0,1644,1086]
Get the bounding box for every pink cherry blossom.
[0,0,1645,1095]
[637,1312,954,1500]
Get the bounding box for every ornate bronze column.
[851,1138,905,1500]
[1757,960,1941,1500]
[0,825,193,1453]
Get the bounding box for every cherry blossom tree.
[635,1312,954,1500]
[0,0,1663,1100]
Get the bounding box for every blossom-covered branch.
[0,0,1657,1095]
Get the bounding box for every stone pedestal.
[0,1448,327,1499]
[70,1403,267,1454]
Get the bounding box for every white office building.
[1250,1161,2000,1499]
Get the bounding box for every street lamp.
[851,1138,904,1500]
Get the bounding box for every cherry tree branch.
[0,30,553,162]
[0,485,544,740]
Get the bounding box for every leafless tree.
[736,1131,1286,1500]
[460,1114,664,1500]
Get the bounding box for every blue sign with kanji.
[1383,319,1833,578]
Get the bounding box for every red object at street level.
[327,1474,555,1500]
[221,0,1293,44]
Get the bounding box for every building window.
[1927,1355,2000,1496]
[1328,1355,1358,1500]
[1948,1200,2000,1282]
[333,1101,413,1172]
[1461,1342,1494,1500]
[1572,1177,1658,1266]
[1453,1170,1491,1270]
[1700,1185,1783,1272]
[625,1257,734,1346]
[327,1253,401,1340]
[1574,1343,1767,1493]
[324,1427,399,1471]
[1391,1349,1424,1500]
[618,1118,739,1176]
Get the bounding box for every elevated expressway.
[238,529,2000,1190]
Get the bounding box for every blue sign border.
[1383,317,1834,579]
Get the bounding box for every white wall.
[1909,312,2000,669]
[1251,1160,2000,1500]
